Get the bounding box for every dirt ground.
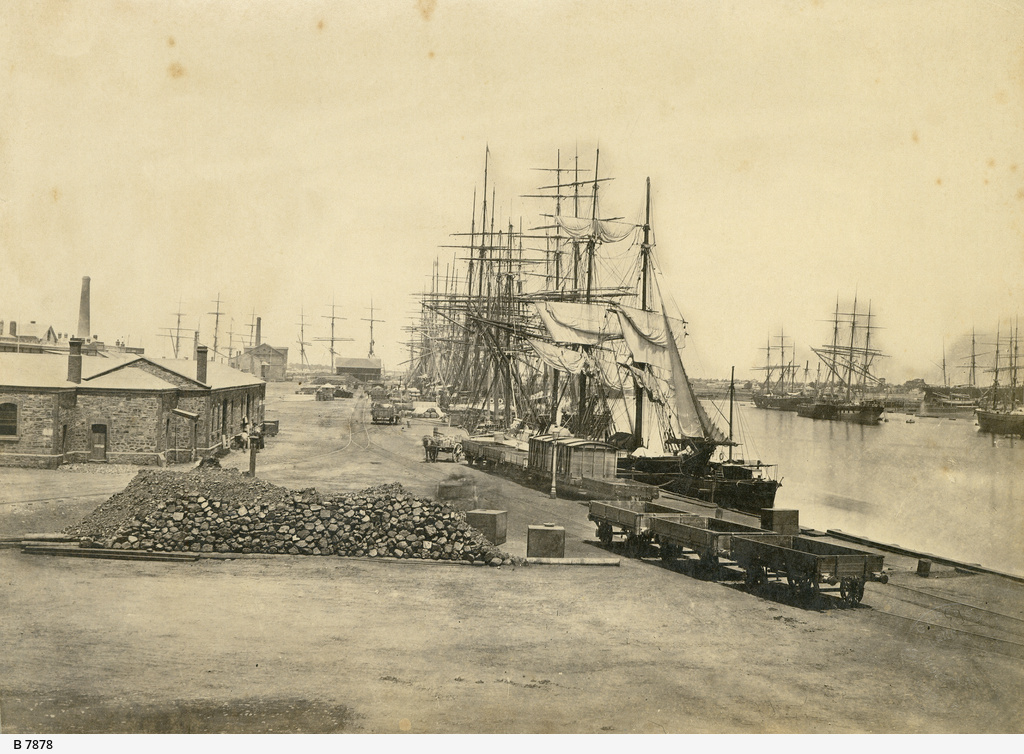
[1,383,1022,733]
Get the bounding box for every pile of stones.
[67,469,518,566]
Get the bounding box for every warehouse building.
[228,316,289,381]
[0,341,264,468]
[335,356,382,382]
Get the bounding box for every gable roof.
[0,352,263,391]
[0,352,135,388]
[336,357,382,371]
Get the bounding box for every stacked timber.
[65,469,518,566]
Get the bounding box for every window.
[0,403,17,436]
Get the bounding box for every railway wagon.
[730,534,887,606]
[650,515,766,568]
[461,436,528,468]
[528,435,618,482]
[587,501,689,553]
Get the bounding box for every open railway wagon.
[649,514,767,570]
[730,534,887,606]
[461,436,528,469]
[587,500,708,555]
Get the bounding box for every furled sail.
[555,215,637,243]
[534,301,622,346]
[527,338,588,375]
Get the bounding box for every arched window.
[0,403,17,436]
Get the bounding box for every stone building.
[229,342,289,382]
[0,341,264,468]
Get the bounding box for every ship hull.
[752,393,803,412]
[796,401,884,425]
[976,410,1024,436]
[618,452,779,516]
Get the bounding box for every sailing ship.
[976,319,1024,436]
[408,149,779,515]
[917,333,981,418]
[796,297,886,424]
[752,331,805,411]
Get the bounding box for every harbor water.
[713,402,1024,578]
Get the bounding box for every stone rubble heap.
[66,469,518,567]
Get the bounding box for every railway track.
[867,579,1024,659]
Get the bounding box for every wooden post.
[249,441,257,477]
[549,441,558,499]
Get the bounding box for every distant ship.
[917,335,981,419]
[795,296,886,425]
[976,319,1024,436]
[917,388,979,419]
[751,330,807,412]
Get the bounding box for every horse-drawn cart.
[422,432,463,463]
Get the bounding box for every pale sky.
[2,0,1022,383]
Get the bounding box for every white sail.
[534,301,622,346]
[662,308,726,443]
[527,338,588,375]
[616,305,673,368]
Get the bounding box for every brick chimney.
[196,345,208,384]
[255,317,262,347]
[68,338,84,384]
[77,276,91,339]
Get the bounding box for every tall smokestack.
[196,345,208,384]
[255,317,262,347]
[68,338,84,384]
[77,276,91,340]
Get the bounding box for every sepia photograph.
[1,0,1022,739]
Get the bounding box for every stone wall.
[0,389,64,468]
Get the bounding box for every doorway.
[90,424,108,462]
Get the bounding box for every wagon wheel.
[597,523,613,546]
[745,565,766,590]
[699,550,719,568]
[623,534,642,558]
[840,578,864,607]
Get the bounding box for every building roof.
[0,352,263,391]
[0,352,135,388]
[336,357,382,371]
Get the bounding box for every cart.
[649,515,766,569]
[730,534,887,606]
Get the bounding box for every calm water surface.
[711,402,1024,578]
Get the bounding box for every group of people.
[239,416,264,450]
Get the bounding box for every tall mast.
[1007,317,1015,411]
[362,299,384,359]
[969,327,978,389]
[316,298,351,372]
[846,295,858,400]
[633,177,652,448]
[728,366,735,462]
[296,308,311,369]
[209,293,224,363]
[991,322,1001,410]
